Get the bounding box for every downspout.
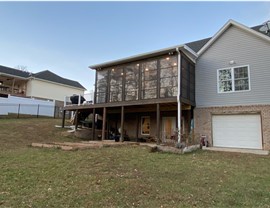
[176,48,181,143]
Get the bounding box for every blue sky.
[0,1,269,92]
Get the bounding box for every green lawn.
[0,118,270,207]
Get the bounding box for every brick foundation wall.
[194,105,270,150]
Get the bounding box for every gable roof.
[0,65,31,79]
[185,38,212,53]
[184,23,269,54]
[32,70,86,90]
[197,19,270,56]
[0,65,85,90]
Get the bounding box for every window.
[218,68,232,92]
[234,66,249,91]
[141,116,150,135]
[96,70,108,103]
[218,66,250,93]
[109,67,123,102]
[141,60,157,99]
[160,56,178,98]
[124,63,139,101]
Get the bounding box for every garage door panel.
[212,115,262,149]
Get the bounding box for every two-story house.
[0,66,86,106]
[63,19,270,150]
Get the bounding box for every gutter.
[176,47,182,143]
[89,44,198,70]
[0,72,29,80]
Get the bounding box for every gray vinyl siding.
[196,25,270,107]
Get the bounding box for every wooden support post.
[92,108,96,140]
[187,108,192,145]
[156,103,160,144]
[62,110,66,128]
[120,106,124,142]
[102,107,106,141]
[75,110,79,130]
[106,115,110,140]
[12,78,15,94]
[136,114,139,142]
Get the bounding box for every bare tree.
[15,65,28,72]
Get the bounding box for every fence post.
[54,106,57,119]
[17,104,20,118]
[37,104,40,118]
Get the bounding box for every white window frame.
[217,65,251,94]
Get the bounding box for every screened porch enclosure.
[95,54,186,103]
[95,53,195,106]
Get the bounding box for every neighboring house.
[0,66,86,106]
[63,19,270,150]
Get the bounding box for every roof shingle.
[0,66,85,90]
[0,65,31,78]
[33,70,86,89]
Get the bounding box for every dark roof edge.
[89,45,184,70]
[89,44,198,70]
[0,71,30,80]
[32,70,86,90]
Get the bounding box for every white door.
[212,115,262,149]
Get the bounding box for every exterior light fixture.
[173,63,177,66]
[0,81,2,85]
[137,64,140,66]
[166,57,170,60]
[121,72,124,75]
[229,60,235,65]
[112,68,115,72]
[145,68,149,71]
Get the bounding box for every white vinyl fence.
[0,95,55,117]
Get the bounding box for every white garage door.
[212,115,262,149]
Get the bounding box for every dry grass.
[1,118,270,207]
[0,118,79,151]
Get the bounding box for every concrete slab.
[202,146,269,155]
